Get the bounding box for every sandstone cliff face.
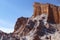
[58,7,60,23]
[33,2,60,24]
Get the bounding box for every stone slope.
[13,14,59,40]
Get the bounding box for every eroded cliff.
[33,2,60,24]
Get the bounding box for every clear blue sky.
[0,0,60,33]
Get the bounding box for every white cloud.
[0,19,14,33]
[0,26,14,33]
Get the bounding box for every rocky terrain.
[0,2,60,40]
[13,14,60,40]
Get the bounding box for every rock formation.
[0,2,60,40]
[13,2,60,40]
[13,13,58,40]
[14,17,28,32]
[33,2,60,24]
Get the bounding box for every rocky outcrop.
[14,17,28,32]
[33,2,60,24]
[0,2,60,40]
[0,31,14,40]
[13,2,60,40]
[13,14,59,40]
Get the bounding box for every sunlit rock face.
[33,2,60,24]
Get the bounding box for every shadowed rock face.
[14,17,28,32]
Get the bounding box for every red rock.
[33,2,60,24]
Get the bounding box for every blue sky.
[0,0,60,33]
